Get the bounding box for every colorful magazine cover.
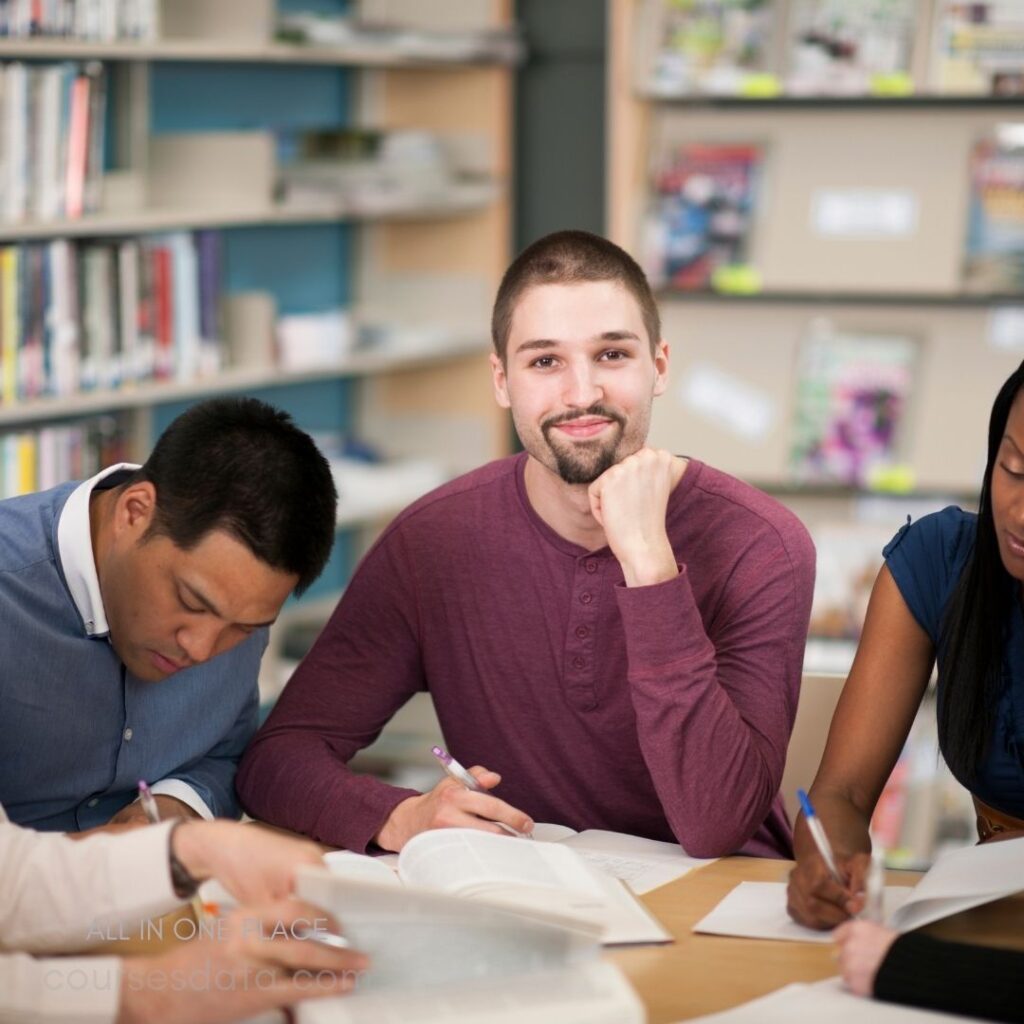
[642,141,762,291]
[963,133,1024,293]
[789,326,918,486]
[929,1,1024,96]
[640,0,776,97]
[784,0,917,96]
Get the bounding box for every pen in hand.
[430,746,533,839]
[137,779,208,925]
[797,788,844,886]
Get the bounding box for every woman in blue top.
[788,360,1024,930]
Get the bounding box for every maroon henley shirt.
[238,453,815,859]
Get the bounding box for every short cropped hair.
[491,229,661,362]
[133,397,337,595]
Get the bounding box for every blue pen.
[797,788,843,885]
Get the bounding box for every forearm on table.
[237,735,417,851]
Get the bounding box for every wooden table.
[608,857,1024,1023]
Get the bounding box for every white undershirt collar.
[56,463,141,638]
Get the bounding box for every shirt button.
[580,592,593,605]
[585,561,598,574]
[123,727,133,741]
[575,625,589,639]
[87,798,99,808]
[572,656,585,669]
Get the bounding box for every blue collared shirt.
[0,468,266,831]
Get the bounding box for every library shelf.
[0,333,491,428]
[0,181,502,242]
[0,37,521,68]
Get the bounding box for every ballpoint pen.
[797,788,844,885]
[431,746,533,838]
[863,836,886,924]
[137,779,208,925]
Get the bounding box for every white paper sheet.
[693,882,912,943]
[890,835,1024,931]
[559,830,713,894]
[680,977,979,1023]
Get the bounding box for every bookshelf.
[608,0,1023,865]
[609,0,1024,499]
[0,0,516,650]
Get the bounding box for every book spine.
[1,246,19,405]
[117,238,139,385]
[64,69,90,220]
[151,241,173,380]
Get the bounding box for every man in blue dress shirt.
[0,397,337,832]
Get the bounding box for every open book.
[532,823,713,894]
[294,868,645,1024]
[322,828,671,946]
[695,835,1024,942]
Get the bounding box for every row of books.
[1,61,106,224]
[643,131,1024,294]
[0,411,128,499]
[0,0,157,40]
[0,230,224,405]
[641,0,1024,98]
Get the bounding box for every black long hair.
[939,360,1024,780]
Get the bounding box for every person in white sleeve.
[0,804,368,1023]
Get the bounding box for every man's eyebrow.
[181,582,277,629]
[515,338,558,354]
[514,330,642,355]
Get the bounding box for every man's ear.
[652,339,670,398]
[490,352,511,410]
[112,481,158,540]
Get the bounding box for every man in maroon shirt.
[237,230,815,858]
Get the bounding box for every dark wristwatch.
[168,821,201,899]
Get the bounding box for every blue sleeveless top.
[884,506,1024,817]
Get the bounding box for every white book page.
[323,850,402,887]
[890,835,1024,932]
[398,829,671,945]
[297,961,644,1024]
[532,822,579,842]
[295,868,602,991]
[693,881,912,943]
[399,829,610,899]
[561,829,713,894]
[681,978,979,1023]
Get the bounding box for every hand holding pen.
[373,748,534,852]
[431,747,534,839]
[138,779,210,925]
[786,789,873,930]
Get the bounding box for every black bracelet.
[168,821,201,899]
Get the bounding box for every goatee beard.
[542,405,625,485]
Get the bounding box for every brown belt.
[973,795,1024,843]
